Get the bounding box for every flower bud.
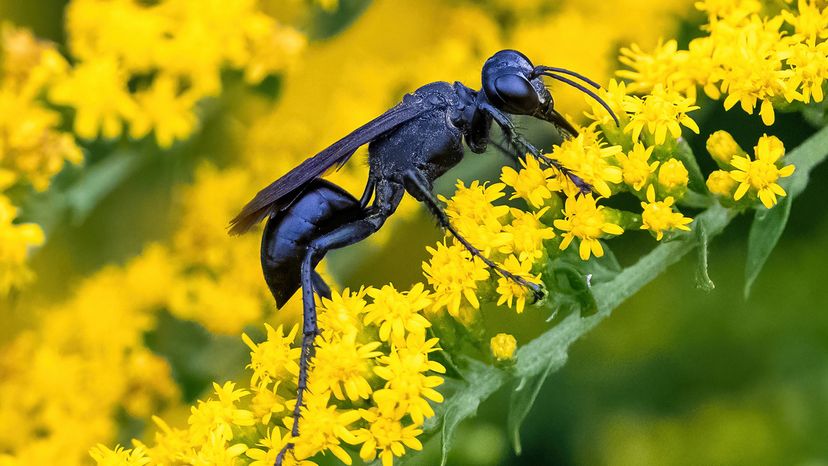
[490,333,517,361]
[657,158,689,199]
[706,170,737,198]
[706,130,744,168]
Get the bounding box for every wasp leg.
[275,185,401,466]
[312,271,331,300]
[403,169,544,302]
[480,103,592,195]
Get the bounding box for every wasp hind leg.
[274,215,388,466]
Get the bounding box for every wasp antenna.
[533,65,601,89]
[540,71,621,127]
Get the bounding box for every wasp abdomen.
[261,179,364,308]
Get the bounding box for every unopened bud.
[490,333,517,361]
[706,130,744,168]
[657,159,689,199]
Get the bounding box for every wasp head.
[481,49,619,135]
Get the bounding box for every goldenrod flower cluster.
[620,0,828,125]
[94,285,444,466]
[0,26,81,293]
[7,1,816,466]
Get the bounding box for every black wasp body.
[230,49,618,465]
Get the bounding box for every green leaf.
[507,370,551,454]
[440,358,506,466]
[744,124,828,297]
[695,218,715,291]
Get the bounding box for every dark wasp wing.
[228,102,427,235]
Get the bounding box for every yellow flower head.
[354,405,424,466]
[781,0,828,45]
[624,84,700,145]
[373,333,445,425]
[550,128,623,198]
[90,444,150,466]
[242,324,301,386]
[0,196,45,294]
[730,134,796,208]
[440,180,511,255]
[311,333,382,402]
[423,241,489,323]
[640,185,693,240]
[706,130,744,167]
[616,142,659,192]
[490,333,518,361]
[495,255,540,314]
[364,283,432,345]
[317,287,368,340]
[618,39,696,98]
[500,155,562,209]
[706,170,738,198]
[584,79,629,132]
[657,158,689,199]
[500,207,555,263]
[554,195,624,261]
[291,391,361,464]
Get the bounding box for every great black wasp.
[229,49,618,464]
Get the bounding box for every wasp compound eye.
[491,74,540,114]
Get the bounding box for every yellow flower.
[714,16,798,126]
[500,208,555,263]
[249,381,286,425]
[311,333,382,402]
[618,39,696,97]
[364,283,432,345]
[624,84,700,145]
[290,391,361,464]
[500,156,562,209]
[616,142,659,191]
[706,130,744,167]
[440,180,511,255]
[495,255,540,314]
[640,185,693,240]
[373,333,445,425]
[245,428,318,466]
[554,195,624,261]
[354,405,423,466]
[550,128,623,198]
[786,40,828,103]
[188,382,255,443]
[730,134,796,208]
[584,79,630,132]
[317,287,369,340]
[242,324,301,386]
[706,170,738,198]
[781,0,828,45]
[129,75,198,148]
[657,159,689,199]
[490,333,518,361]
[423,241,489,323]
[89,444,150,466]
[49,57,137,139]
[0,196,45,294]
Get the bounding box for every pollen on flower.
[363,283,432,345]
[440,180,511,255]
[706,170,738,198]
[640,185,693,240]
[500,207,556,263]
[616,142,659,192]
[729,134,795,208]
[495,255,540,314]
[554,194,624,261]
[423,241,490,323]
[623,84,700,145]
[657,158,689,199]
[490,333,518,361]
[500,155,562,209]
